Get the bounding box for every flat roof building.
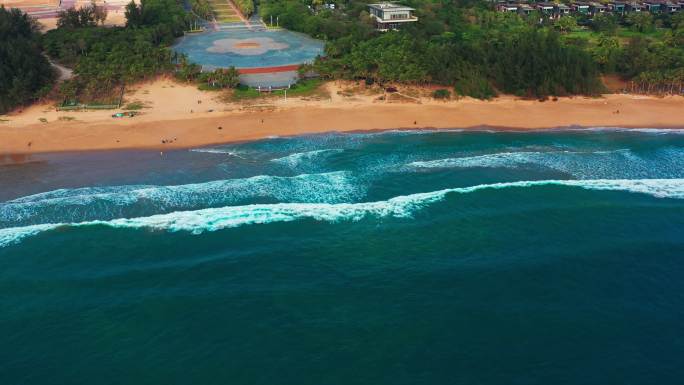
[536,2,555,13]
[607,2,627,13]
[590,2,608,14]
[368,3,418,31]
[497,3,519,12]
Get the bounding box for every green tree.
[626,12,654,33]
[591,13,617,35]
[0,7,55,113]
[555,16,577,34]
[592,34,621,72]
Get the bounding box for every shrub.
[432,89,450,99]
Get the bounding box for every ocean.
[1,128,683,384]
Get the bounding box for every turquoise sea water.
[1,128,684,384]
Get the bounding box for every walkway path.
[48,58,73,81]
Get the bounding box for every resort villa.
[495,0,682,16]
[367,3,418,31]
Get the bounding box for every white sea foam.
[189,148,247,157]
[567,127,684,134]
[406,148,681,179]
[2,178,683,248]
[0,223,61,248]
[409,151,552,169]
[1,172,361,225]
[271,149,343,168]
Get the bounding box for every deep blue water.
[1,128,684,384]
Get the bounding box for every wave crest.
[2,178,683,248]
[0,172,361,227]
[407,149,684,179]
[271,149,343,168]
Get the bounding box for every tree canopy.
[43,0,189,102]
[261,0,683,98]
[0,6,55,113]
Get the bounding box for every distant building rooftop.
[368,2,418,31]
[368,3,415,12]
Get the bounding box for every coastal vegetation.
[260,0,684,99]
[0,7,55,114]
[2,0,684,113]
[234,0,255,17]
[42,0,188,103]
[189,0,215,20]
[228,78,326,100]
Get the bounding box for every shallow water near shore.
[2,128,684,384]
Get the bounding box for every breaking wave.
[189,148,248,157]
[2,178,683,248]
[408,149,684,179]
[409,151,563,169]
[0,172,361,227]
[567,127,684,134]
[271,149,343,168]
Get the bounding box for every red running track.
[237,64,300,74]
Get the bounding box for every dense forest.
[261,0,684,98]
[42,0,189,102]
[234,0,255,16]
[0,7,55,114]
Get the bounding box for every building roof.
[368,3,415,11]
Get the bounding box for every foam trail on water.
[407,149,684,179]
[410,151,552,169]
[189,148,246,157]
[2,178,683,248]
[568,127,684,134]
[1,172,361,226]
[271,149,343,168]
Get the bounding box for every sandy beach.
[1,79,683,155]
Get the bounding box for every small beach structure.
[554,3,572,16]
[589,2,608,14]
[643,1,664,12]
[627,2,645,12]
[497,3,519,12]
[607,2,627,14]
[571,2,591,14]
[518,4,534,15]
[665,1,682,12]
[536,3,556,15]
[367,3,418,31]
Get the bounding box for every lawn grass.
[617,28,665,39]
[565,26,668,47]
[123,101,145,110]
[230,85,262,100]
[228,79,327,101]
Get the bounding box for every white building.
[368,3,418,31]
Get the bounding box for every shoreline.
[4,124,683,159]
[2,80,684,156]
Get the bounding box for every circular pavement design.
[173,29,324,71]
